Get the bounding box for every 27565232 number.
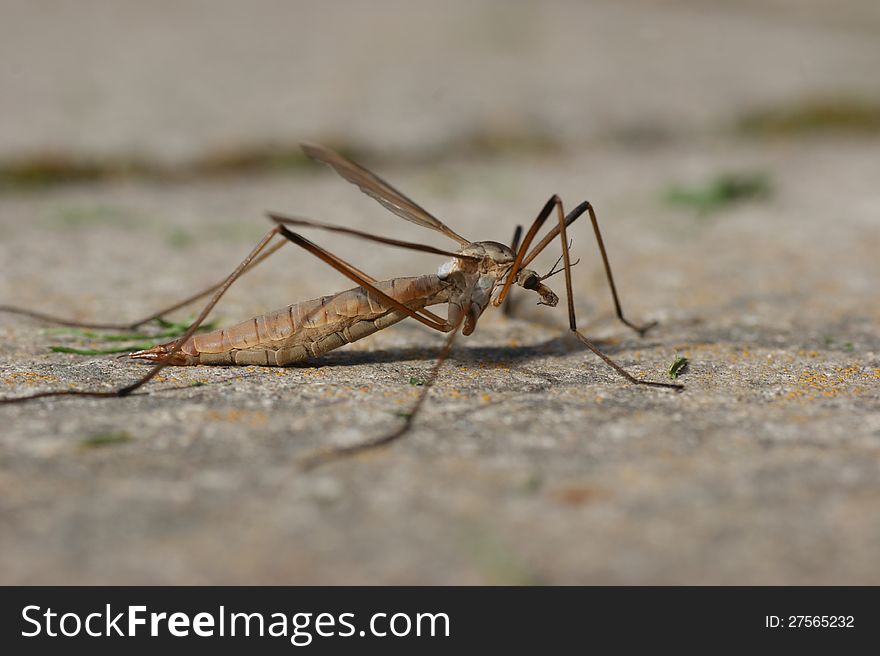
[787,616,854,628]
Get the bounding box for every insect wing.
[301,143,470,246]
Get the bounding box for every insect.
[0,144,682,465]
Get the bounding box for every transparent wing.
[301,143,470,246]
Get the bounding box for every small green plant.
[664,172,771,216]
[79,431,132,449]
[669,356,689,379]
[48,318,218,356]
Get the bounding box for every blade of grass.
[44,319,218,342]
[51,342,158,355]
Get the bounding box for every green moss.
[79,431,132,449]
[0,155,113,188]
[0,132,563,191]
[44,204,143,228]
[164,227,196,250]
[664,172,772,216]
[737,98,880,136]
[465,525,543,585]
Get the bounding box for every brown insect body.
[130,238,538,366]
[130,275,450,366]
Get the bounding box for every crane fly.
[0,144,683,466]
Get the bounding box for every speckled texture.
[1,1,878,584]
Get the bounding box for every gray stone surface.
[1,1,878,584]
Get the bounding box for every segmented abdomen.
[138,275,449,366]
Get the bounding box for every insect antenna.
[539,239,580,281]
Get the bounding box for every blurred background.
[1,1,878,584]
[3,0,879,163]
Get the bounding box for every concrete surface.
[0,1,878,584]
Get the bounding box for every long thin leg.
[0,240,288,330]
[301,320,463,469]
[309,236,445,325]
[509,224,524,253]
[268,212,480,262]
[520,201,655,336]
[551,199,683,391]
[493,195,562,307]
[0,227,288,404]
[273,227,463,467]
[502,224,523,317]
[275,227,452,333]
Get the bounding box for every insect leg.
[551,199,683,391]
[502,224,523,317]
[274,226,452,333]
[301,321,463,469]
[306,236,446,325]
[0,227,288,404]
[493,195,563,306]
[519,201,656,336]
[269,228,463,467]
[509,224,524,254]
[0,239,288,330]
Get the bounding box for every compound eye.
[522,274,539,290]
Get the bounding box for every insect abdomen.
[129,275,448,366]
